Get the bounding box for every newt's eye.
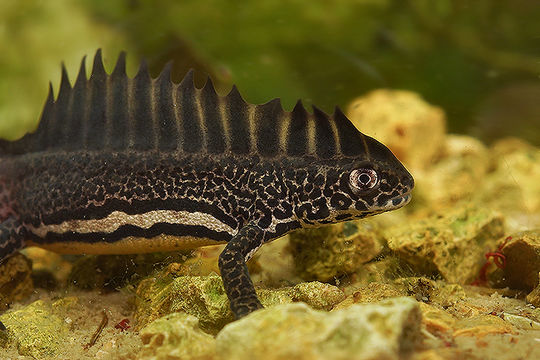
[349,168,378,191]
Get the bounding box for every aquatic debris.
[84,310,109,350]
[471,236,510,286]
[114,318,131,331]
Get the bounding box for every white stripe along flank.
[28,209,236,238]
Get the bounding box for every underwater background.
[0,0,539,145]
[0,1,539,359]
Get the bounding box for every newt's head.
[337,134,414,218]
[289,108,414,226]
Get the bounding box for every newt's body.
[0,51,413,318]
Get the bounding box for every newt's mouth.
[387,191,413,208]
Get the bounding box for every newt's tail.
[0,217,25,263]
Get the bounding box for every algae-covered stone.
[414,135,489,210]
[452,315,517,338]
[487,141,540,213]
[335,282,407,309]
[386,205,505,284]
[287,282,345,311]
[0,253,33,311]
[216,298,422,360]
[136,273,232,333]
[136,267,345,333]
[418,302,456,335]
[502,312,540,330]
[526,273,540,307]
[346,89,446,170]
[480,143,540,231]
[137,313,216,360]
[336,278,465,310]
[394,277,466,307]
[289,220,383,281]
[0,300,69,358]
[500,230,540,291]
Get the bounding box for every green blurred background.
[1,0,539,144]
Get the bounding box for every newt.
[0,51,414,318]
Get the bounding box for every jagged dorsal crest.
[1,50,368,158]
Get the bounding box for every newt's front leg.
[218,223,265,318]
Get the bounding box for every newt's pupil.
[359,173,371,185]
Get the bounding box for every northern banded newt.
[0,51,414,318]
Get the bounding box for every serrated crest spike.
[47,82,55,103]
[158,61,173,82]
[332,106,355,126]
[180,69,195,88]
[58,62,71,97]
[265,98,283,112]
[226,84,246,103]
[312,104,328,118]
[268,97,282,107]
[135,59,151,80]
[74,56,87,87]
[91,49,107,80]
[202,75,217,93]
[112,51,127,77]
[292,99,307,114]
[333,106,345,118]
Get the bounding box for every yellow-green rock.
[135,267,345,334]
[413,135,489,211]
[453,315,517,338]
[0,253,33,311]
[336,277,465,310]
[287,282,345,311]
[386,205,505,284]
[334,282,406,310]
[289,219,383,282]
[395,277,466,307]
[216,298,422,360]
[501,230,540,291]
[137,313,216,360]
[418,302,457,335]
[136,273,232,334]
[526,273,540,307]
[479,142,540,231]
[0,300,69,358]
[502,312,540,330]
[346,89,446,170]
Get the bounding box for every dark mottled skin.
[2,151,412,241]
[1,149,413,318]
[0,51,414,318]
